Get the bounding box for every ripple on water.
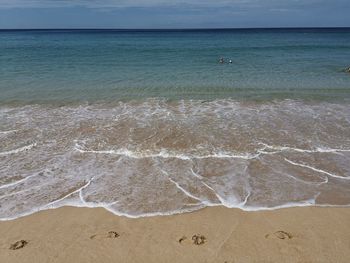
[1,99,350,220]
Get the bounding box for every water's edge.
[1,99,350,220]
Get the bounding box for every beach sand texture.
[0,206,349,263]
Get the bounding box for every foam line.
[241,198,318,212]
[241,191,251,207]
[74,143,260,160]
[0,187,32,200]
[75,142,350,161]
[46,177,95,207]
[78,177,95,205]
[0,143,36,156]
[184,202,203,207]
[2,199,350,221]
[159,165,204,202]
[280,159,329,185]
[103,204,207,219]
[0,199,120,222]
[261,143,350,154]
[168,177,203,202]
[188,169,227,205]
[202,181,253,209]
[200,181,227,206]
[190,168,203,179]
[190,168,249,208]
[284,158,350,180]
[0,174,38,190]
[0,130,17,135]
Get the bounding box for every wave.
[0,143,36,156]
[74,142,350,161]
[1,99,350,221]
[74,142,261,160]
[2,194,350,222]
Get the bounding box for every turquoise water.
[1,28,350,104]
[1,29,350,220]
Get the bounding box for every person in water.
[219,57,233,64]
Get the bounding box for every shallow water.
[1,29,350,103]
[1,29,350,219]
[1,99,350,219]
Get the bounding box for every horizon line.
[1,26,350,31]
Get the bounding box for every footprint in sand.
[178,236,188,244]
[192,234,206,245]
[90,231,120,240]
[265,231,293,240]
[9,240,28,250]
[178,234,207,246]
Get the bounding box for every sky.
[0,0,349,29]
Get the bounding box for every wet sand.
[0,206,350,263]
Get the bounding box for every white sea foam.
[190,168,203,179]
[1,194,350,221]
[281,159,329,185]
[240,198,318,212]
[168,177,203,202]
[0,130,17,135]
[1,100,350,221]
[260,143,350,154]
[200,181,233,207]
[103,205,207,219]
[0,143,36,156]
[74,142,261,160]
[284,158,350,180]
[0,174,38,190]
[45,176,95,207]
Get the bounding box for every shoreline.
[2,100,350,221]
[1,202,350,222]
[1,206,349,263]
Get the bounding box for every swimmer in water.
[219,57,224,64]
[229,59,232,64]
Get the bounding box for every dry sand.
[0,206,349,263]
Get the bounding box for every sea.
[1,28,350,220]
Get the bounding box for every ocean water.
[0,29,350,220]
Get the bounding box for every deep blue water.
[1,28,350,104]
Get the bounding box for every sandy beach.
[0,206,349,263]
[2,29,350,263]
